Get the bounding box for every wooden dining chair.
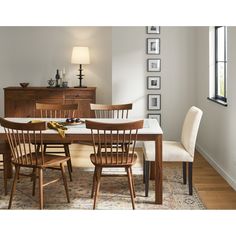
[0,141,11,195]
[36,103,78,181]
[90,103,133,119]
[0,117,70,209]
[143,106,203,196]
[90,103,133,197]
[86,119,144,209]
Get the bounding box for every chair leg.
[64,144,73,182]
[183,162,187,185]
[38,168,44,209]
[32,168,37,196]
[8,165,20,209]
[143,154,146,184]
[43,144,47,154]
[3,153,8,195]
[60,163,70,203]
[127,167,135,210]
[188,162,193,195]
[130,167,136,198]
[17,166,21,180]
[93,167,102,210]
[144,160,150,197]
[36,144,41,154]
[91,166,97,198]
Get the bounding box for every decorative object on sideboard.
[147,94,161,110]
[19,83,29,88]
[47,78,55,88]
[55,69,61,87]
[71,46,90,88]
[61,68,68,88]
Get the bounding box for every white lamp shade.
[71,47,90,65]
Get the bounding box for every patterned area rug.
[0,166,205,210]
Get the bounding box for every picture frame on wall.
[147,76,161,90]
[147,26,160,34]
[147,94,161,110]
[147,38,160,54]
[147,59,161,72]
[147,113,161,125]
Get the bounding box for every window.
[208,26,228,106]
[215,26,227,102]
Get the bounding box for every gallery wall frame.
[147,59,161,72]
[146,26,160,34]
[146,38,160,55]
[147,76,161,90]
[147,94,161,110]
[147,113,161,126]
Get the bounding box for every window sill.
[207,97,228,107]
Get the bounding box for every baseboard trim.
[196,144,236,191]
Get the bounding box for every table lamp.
[71,46,90,88]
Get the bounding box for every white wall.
[196,27,236,190]
[161,27,197,140]
[0,26,112,116]
[112,26,197,140]
[112,27,146,119]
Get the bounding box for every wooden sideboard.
[4,87,96,118]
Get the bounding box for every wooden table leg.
[149,163,155,180]
[3,142,12,178]
[155,134,162,204]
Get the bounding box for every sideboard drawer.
[36,91,63,100]
[5,90,35,100]
[64,90,95,99]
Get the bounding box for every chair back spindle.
[36,103,78,118]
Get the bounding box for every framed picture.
[147,38,160,54]
[147,26,160,34]
[147,59,161,72]
[147,94,161,110]
[147,76,161,90]
[147,113,161,125]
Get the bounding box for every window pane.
[216,62,225,97]
[216,27,225,61]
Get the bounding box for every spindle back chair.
[0,117,70,209]
[86,119,143,209]
[90,103,132,119]
[35,103,78,181]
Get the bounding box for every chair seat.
[143,141,193,162]
[12,153,70,168]
[90,153,137,167]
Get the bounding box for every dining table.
[0,117,163,204]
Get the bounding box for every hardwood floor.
[193,151,236,209]
[37,144,236,209]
